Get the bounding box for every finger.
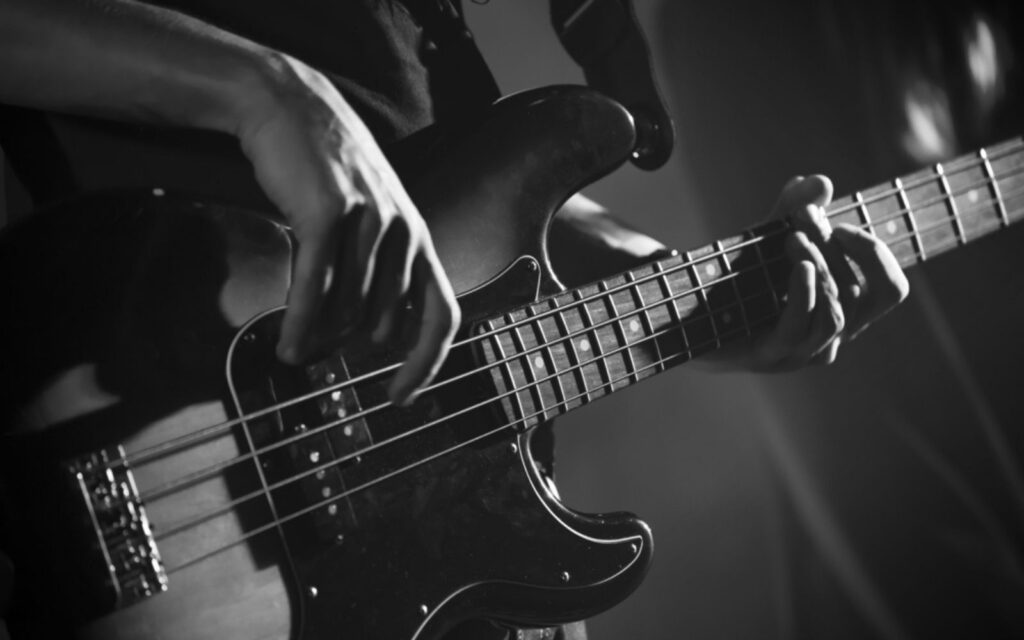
[794,231,846,352]
[770,232,845,368]
[832,224,910,337]
[327,186,387,335]
[361,216,415,344]
[768,174,833,220]
[753,259,815,369]
[809,336,842,365]
[277,223,338,363]
[387,253,460,406]
[782,276,844,367]
[792,203,862,323]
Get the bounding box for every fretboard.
[479,137,1024,428]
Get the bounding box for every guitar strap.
[550,0,675,170]
[405,0,503,120]
[416,0,674,170]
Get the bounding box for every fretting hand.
[747,175,910,370]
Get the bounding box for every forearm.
[550,193,668,286]
[0,0,278,135]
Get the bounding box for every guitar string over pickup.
[69,446,168,608]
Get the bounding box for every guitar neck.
[479,137,1024,428]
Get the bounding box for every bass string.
[147,256,783,510]
[123,226,787,468]
[136,163,1024,505]
[122,148,1024,473]
[153,190,1015,544]
[164,217,1007,575]
[823,140,1021,221]
[164,311,781,575]
[143,246,789,505]
[130,156,1024,484]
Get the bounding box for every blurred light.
[966,15,1000,102]
[901,81,955,162]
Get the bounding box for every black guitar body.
[0,87,652,639]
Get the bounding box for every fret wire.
[528,303,568,413]
[574,289,613,392]
[822,139,1022,222]
[980,147,1010,228]
[655,258,689,353]
[686,251,722,349]
[855,191,875,236]
[715,240,751,337]
[936,162,967,245]
[486,321,528,425]
[449,160,1021,356]
[552,296,591,403]
[627,271,665,372]
[893,178,926,262]
[507,316,549,422]
[600,281,638,383]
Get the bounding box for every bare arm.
[0,0,460,405]
[0,0,266,133]
[549,193,667,287]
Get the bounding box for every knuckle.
[449,299,462,329]
[442,296,461,330]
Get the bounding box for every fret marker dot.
[886,220,898,235]
[327,504,338,516]
[309,451,320,464]
[343,425,354,437]
[705,263,718,277]
[321,486,332,498]
[534,356,545,369]
[331,390,342,402]
[968,189,979,203]
[579,339,591,352]
[629,319,641,333]
[722,312,733,324]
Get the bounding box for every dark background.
[3,1,1023,638]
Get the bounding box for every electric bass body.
[0,87,652,639]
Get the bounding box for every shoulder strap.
[550,0,675,170]
[405,0,502,118]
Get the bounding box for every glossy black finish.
[0,86,651,639]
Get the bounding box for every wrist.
[185,44,288,136]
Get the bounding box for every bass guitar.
[1,86,1022,639]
